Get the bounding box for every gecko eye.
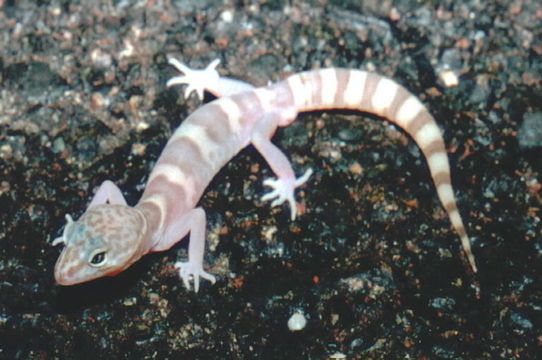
[89,250,107,267]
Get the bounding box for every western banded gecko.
[53,58,477,292]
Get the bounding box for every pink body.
[53,59,477,292]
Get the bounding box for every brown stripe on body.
[266,81,299,126]
[431,169,452,192]
[157,138,207,179]
[301,71,321,109]
[340,70,368,108]
[285,71,323,110]
[423,140,447,167]
[138,159,200,232]
[171,111,232,154]
[269,80,296,111]
[285,73,306,109]
[424,142,453,206]
[142,176,195,232]
[332,69,351,107]
[157,137,214,194]
[402,111,435,140]
[382,86,412,121]
[300,71,322,110]
[137,97,256,233]
[144,166,197,205]
[231,90,266,132]
[190,99,247,139]
[137,198,164,234]
[358,73,385,113]
[189,102,236,142]
[295,69,349,110]
[138,136,214,233]
[160,99,250,180]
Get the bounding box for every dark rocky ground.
[1,0,541,359]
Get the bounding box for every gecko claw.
[167,58,221,100]
[174,261,216,293]
[261,168,313,221]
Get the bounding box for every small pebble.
[438,69,459,87]
[287,310,307,331]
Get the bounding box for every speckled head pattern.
[54,204,148,285]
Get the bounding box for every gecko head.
[54,204,148,285]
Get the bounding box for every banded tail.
[282,68,477,272]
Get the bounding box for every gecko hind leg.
[251,114,313,220]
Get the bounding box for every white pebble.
[220,10,234,23]
[438,69,459,87]
[287,310,307,331]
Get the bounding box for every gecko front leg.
[151,207,216,292]
[88,180,128,208]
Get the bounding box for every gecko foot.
[166,58,221,100]
[261,168,313,221]
[174,261,216,293]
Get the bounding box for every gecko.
[53,58,477,292]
